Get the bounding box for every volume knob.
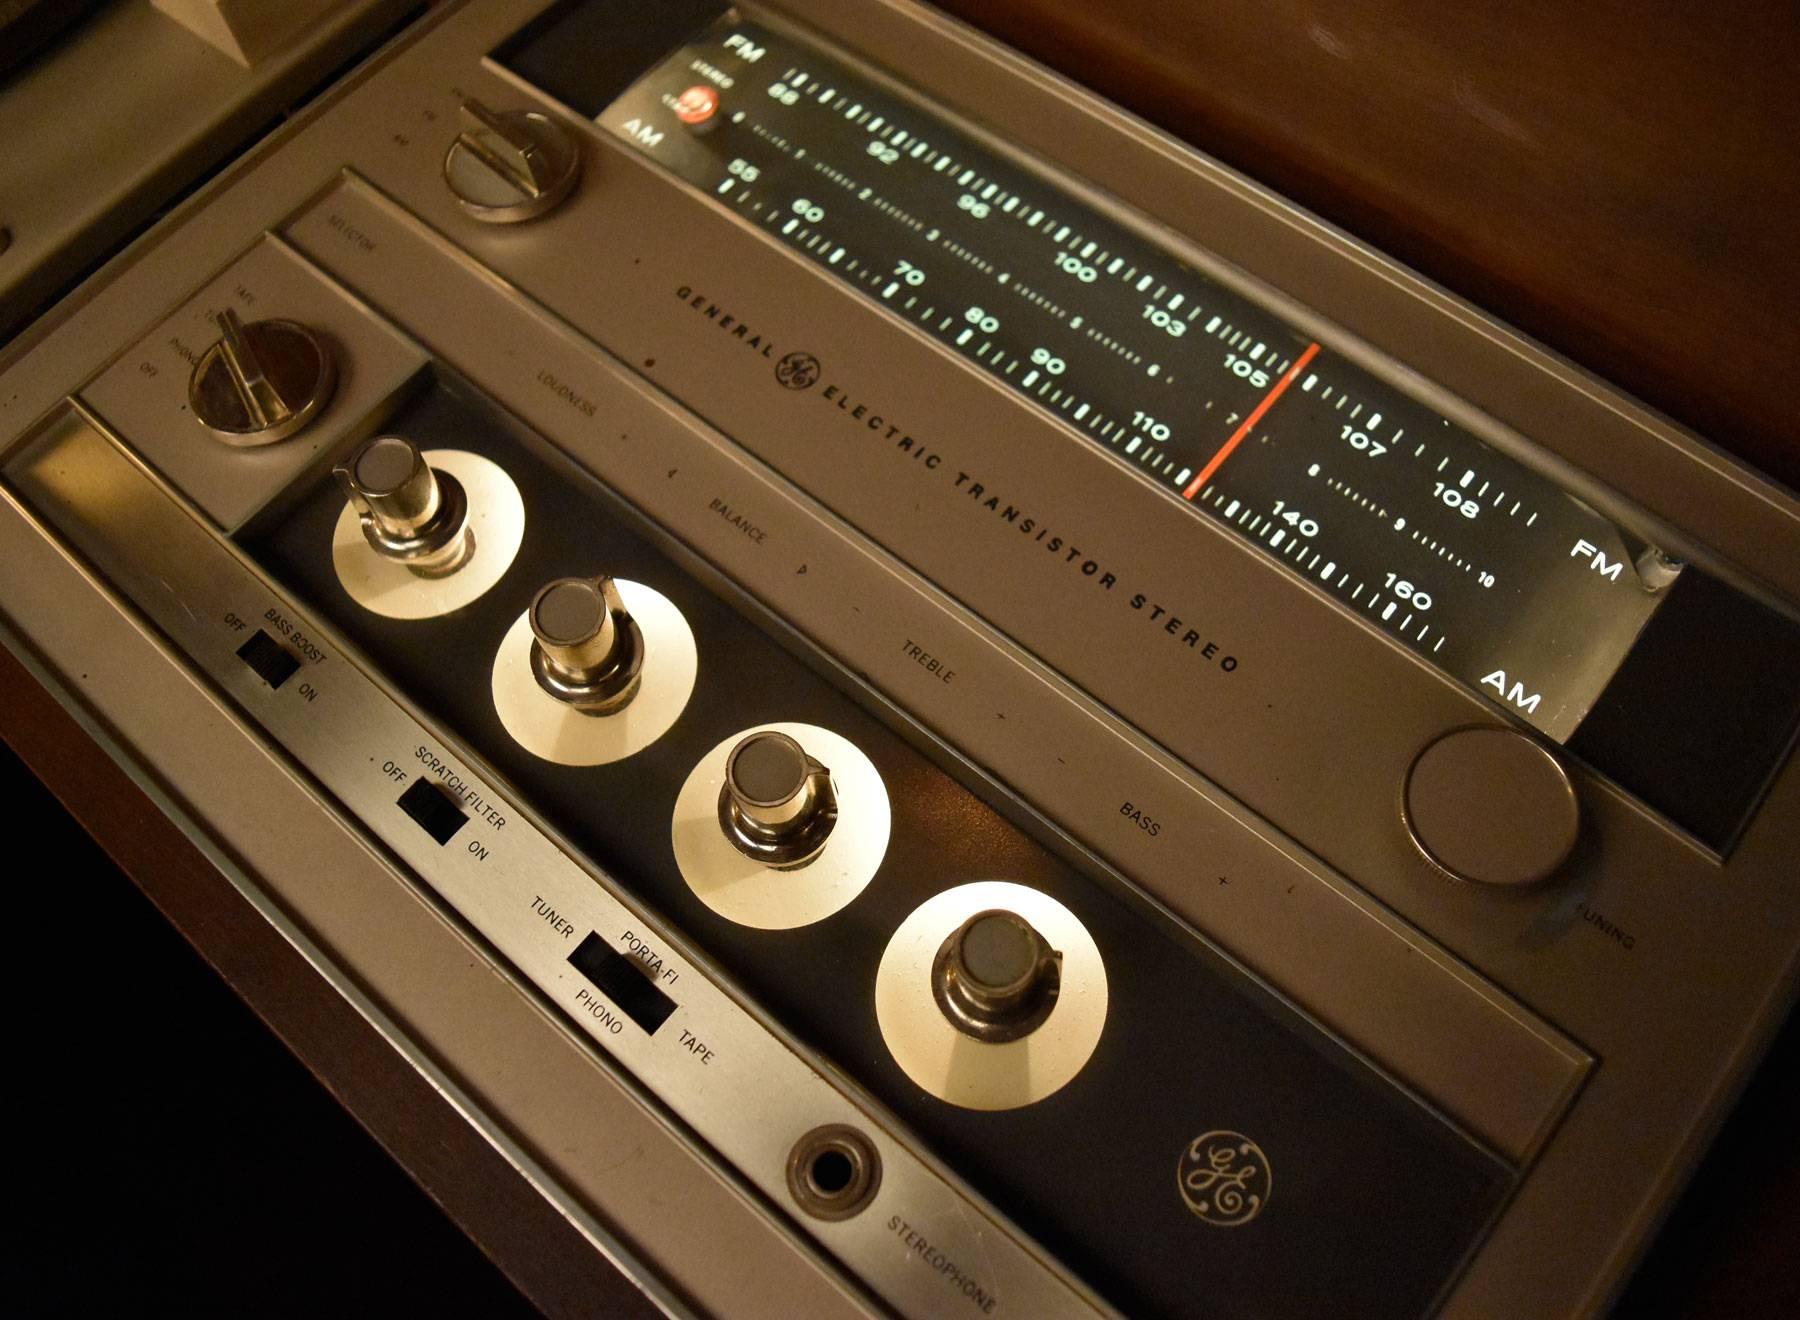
[189,308,335,446]
[529,575,644,714]
[931,909,1062,1043]
[718,731,839,869]
[443,98,581,224]
[334,436,474,577]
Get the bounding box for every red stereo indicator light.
[673,84,722,127]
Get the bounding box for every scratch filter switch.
[569,933,677,1034]
[398,776,468,845]
[236,629,301,689]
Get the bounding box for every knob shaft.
[189,308,335,446]
[334,436,474,577]
[932,909,1062,1043]
[718,731,838,869]
[529,576,643,715]
[443,99,581,224]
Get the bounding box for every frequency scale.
[1,1,1796,1315]
[596,22,1666,744]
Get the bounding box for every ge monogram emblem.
[775,351,821,390]
[1177,1131,1271,1227]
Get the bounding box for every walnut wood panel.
[933,0,1800,493]
[0,638,661,1320]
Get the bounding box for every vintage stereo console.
[3,2,1797,1315]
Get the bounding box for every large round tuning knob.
[189,308,335,446]
[931,909,1062,1043]
[443,98,581,224]
[333,436,474,577]
[717,731,839,869]
[1403,726,1579,887]
[529,575,643,715]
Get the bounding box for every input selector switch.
[529,575,644,715]
[334,436,474,577]
[718,731,839,869]
[932,910,1062,1043]
[190,307,335,446]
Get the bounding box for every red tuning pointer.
[1183,341,1321,500]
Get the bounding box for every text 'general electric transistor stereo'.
[2,2,1797,1316]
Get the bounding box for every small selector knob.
[718,731,838,869]
[932,909,1062,1043]
[529,575,644,715]
[189,308,335,446]
[334,436,474,577]
[443,98,581,224]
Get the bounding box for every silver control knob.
[443,99,581,224]
[718,731,838,869]
[189,308,335,446]
[932,909,1062,1043]
[529,575,643,714]
[334,436,474,577]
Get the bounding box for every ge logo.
[775,351,821,390]
[1177,1131,1271,1227]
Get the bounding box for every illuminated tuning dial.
[528,575,644,714]
[334,436,474,577]
[718,731,839,868]
[443,98,581,223]
[931,909,1063,1043]
[189,308,335,446]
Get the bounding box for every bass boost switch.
[334,435,474,577]
[236,629,301,690]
